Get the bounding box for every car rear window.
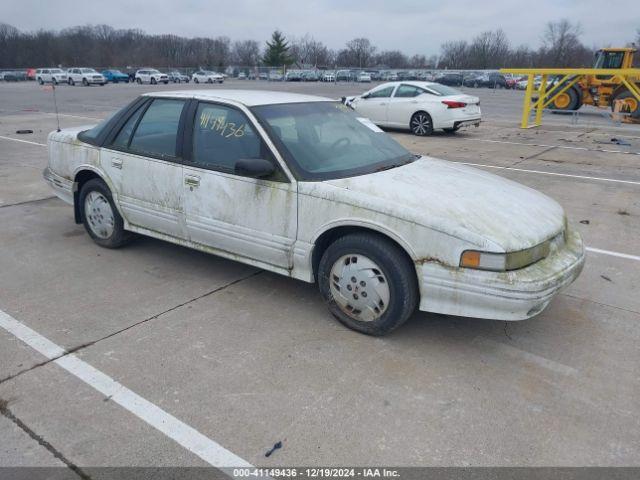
[129,99,185,158]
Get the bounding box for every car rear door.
[100,97,188,238]
[181,100,297,271]
[385,84,430,127]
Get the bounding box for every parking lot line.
[457,161,640,186]
[465,138,640,156]
[0,135,46,147]
[0,309,253,470]
[586,247,640,262]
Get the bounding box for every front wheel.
[194,78,199,83]
[151,77,157,85]
[318,233,418,336]
[79,179,133,248]
[612,90,640,119]
[136,78,142,84]
[82,78,89,86]
[410,111,434,136]
[52,78,58,85]
[68,78,74,86]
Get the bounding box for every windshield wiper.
[375,162,409,172]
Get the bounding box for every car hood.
[321,157,564,252]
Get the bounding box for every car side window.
[191,103,282,180]
[367,86,395,98]
[110,103,147,149]
[128,99,185,158]
[394,85,424,98]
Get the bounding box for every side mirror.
[234,158,275,178]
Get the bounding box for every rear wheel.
[552,86,581,111]
[79,179,133,248]
[611,90,640,119]
[194,78,199,84]
[68,78,74,86]
[37,77,44,85]
[410,111,434,136]
[52,78,58,85]
[82,78,89,86]
[318,233,418,336]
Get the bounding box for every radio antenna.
[52,83,61,132]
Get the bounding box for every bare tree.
[375,50,408,68]
[439,40,469,69]
[541,19,584,66]
[340,38,376,68]
[232,39,260,66]
[468,29,510,68]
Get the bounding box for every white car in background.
[357,72,372,83]
[321,72,335,82]
[346,81,481,135]
[192,70,224,84]
[134,69,169,85]
[67,68,106,86]
[44,90,584,336]
[35,68,68,85]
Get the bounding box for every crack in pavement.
[511,145,558,167]
[0,196,57,209]
[0,398,92,479]
[0,270,263,386]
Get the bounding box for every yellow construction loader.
[502,47,640,128]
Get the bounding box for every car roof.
[373,81,446,89]
[145,90,334,106]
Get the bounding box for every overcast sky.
[2,0,638,55]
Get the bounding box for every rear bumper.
[417,229,585,320]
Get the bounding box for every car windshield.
[252,102,415,181]
[426,84,461,96]
[81,69,97,73]
[50,69,63,73]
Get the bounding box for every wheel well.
[311,226,416,282]
[73,170,101,224]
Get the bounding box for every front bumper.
[417,229,585,320]
[43,167,74,205]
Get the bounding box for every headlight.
[460,232,565,272]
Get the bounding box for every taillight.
[442,100,467,109]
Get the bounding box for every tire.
[410,111,434,136]
[82,78,89,86]
[52,78,58,85]
[194,78,199,84]
[136,78,142,84]
[68,78,73,86]
[318,233,418,336]
[611,90,640,119]
[37,77,43,85]
[79,179,133,249]
[552,86,580,111]
[151,77,157,85]
[207,78,212,84]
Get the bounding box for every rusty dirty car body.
[44,90,585,335]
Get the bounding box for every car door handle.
[111,158,123,169]
[184,175,200,187]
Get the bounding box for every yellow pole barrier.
[521,74,535,128]
[535,74,548,126]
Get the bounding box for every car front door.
[181,101,297,271]
[385,84,428,127]
[353,85,396,125]
[101,97,187,238]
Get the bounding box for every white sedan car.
[43,90,584,335]
[192,70,224,84]
[67,68,106,86]
[347,81,481,135]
